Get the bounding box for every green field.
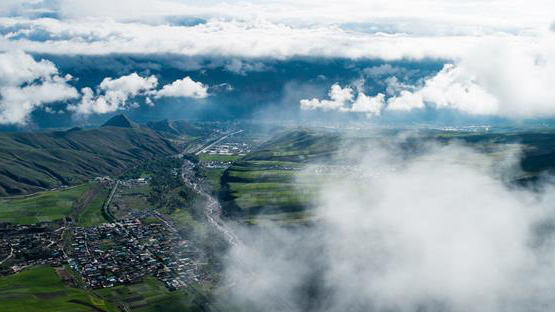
[0,184,90,224]
[218,130,335,217]
[199,154,240,162]
[78,187,110,227]
[0,266,114,312]
[97,276,206,312]
[201,168,225,193]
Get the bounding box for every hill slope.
[145,119,206,137]
[0,126,178,196]
[219,129,339,217]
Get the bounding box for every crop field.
[78,187,110,227]
[97,276,205,312]
[0,266,114,312]
[200,167,225,193]
[221,159,314,216]
[198,154,240,162]
[0,184,90,224]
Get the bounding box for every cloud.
[154,76,208,99]
[2,1,555,120]
[68,74,210,116]
[303,34,555,119]
[387,64,500,115]
[68,73,157,115]
[0,13,544,61]
[224,59,270,75]
[222,139,555,311]
[363,64,403,78]
[300,84,354,111]
[0,50,78,124]
[300,83,385,116]
[383,34,555,118]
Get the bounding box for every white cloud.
[300,84,353,111]
[386,90,424,111]
[300,83,385,116]
[350,93,385,115]
[68,73,158,115]
[154,76,208,99]
[223,140,555,311]
[68,74,210,116]
[387,64,500,115]
[384,33,555,118]
[0,50,78,124]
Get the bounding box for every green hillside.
[0,122,179,196]
[220,128,555,219]
[219,129,338,218]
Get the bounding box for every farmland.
[0,184,90,224]
[0,265,114,312]
[219,130,336,218]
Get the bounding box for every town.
[0,212,209,291]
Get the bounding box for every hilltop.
[101,114,138,128]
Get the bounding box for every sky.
[0,0,555,127]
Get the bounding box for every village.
[0,212,209,291]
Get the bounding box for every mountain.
[101,114,138,128]
[0,124,179,196]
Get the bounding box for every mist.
[219,136,555,312]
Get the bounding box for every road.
[0,247,13,265]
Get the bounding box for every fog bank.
[221,139,555,312]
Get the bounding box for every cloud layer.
[2,1,555,122]
[222,139,555,312]
[301,32,555,119]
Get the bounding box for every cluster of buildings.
[205,142,250,156]
[68,216,207,290]
[203,160,234,169]
[0,213,209,291]
[0,222,65,276]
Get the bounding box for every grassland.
[0,266,115,312]
[77,186,110,227]
[0,184,90,224]
[97,274,209,312]
[219,130,336,217]
[198,154,240,162]
[198,154,241,193]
